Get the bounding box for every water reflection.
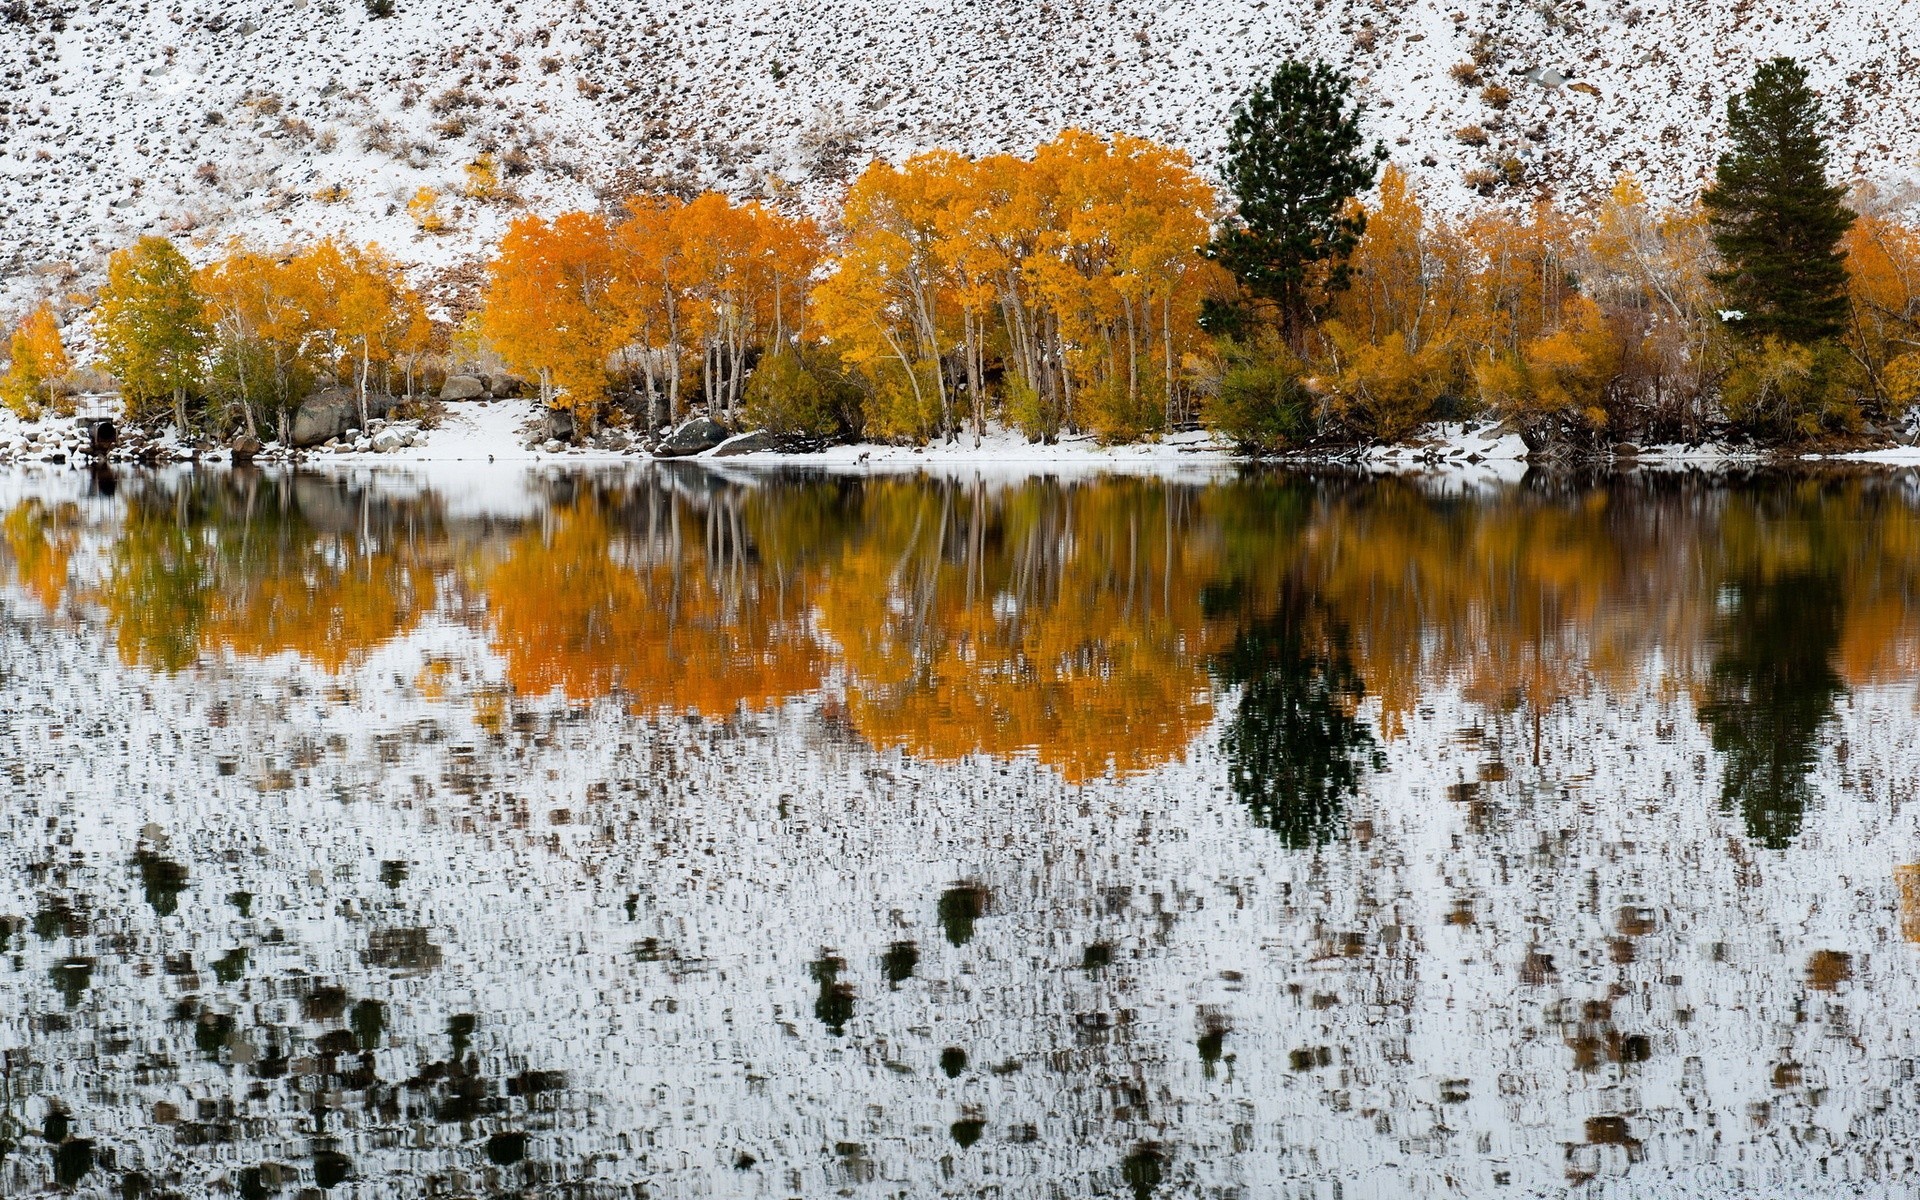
[4,463,1920,1195]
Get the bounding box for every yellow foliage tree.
[2,303,71,418]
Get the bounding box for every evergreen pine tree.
[1212,61,1385,345]
[1702,57,1855,344]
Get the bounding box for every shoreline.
[3,399,1915,475]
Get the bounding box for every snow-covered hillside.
[2,0,1918,315]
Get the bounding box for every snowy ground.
[0,398,1906,478]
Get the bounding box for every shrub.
[1720,337,1862,441]
[1449,62,1483,86]
[1322,324,1456,440]
[463,153,501,199]
[1480,84,1512,109]
[407,187,446,233]
[743,347,862,441]
[365,0,394,16]
[1454,124,1489,146]
[1474,297,1620,442]
[1201,334,1312,451]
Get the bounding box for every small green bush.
[743,347,862,441]
[1203,335,1313,451]
[1720,337,1862,441]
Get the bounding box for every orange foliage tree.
[814,131,1223,444]
[479,212,625,415]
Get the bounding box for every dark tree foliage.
[936,883,989,947]
[1697,570,1845,849]
[1213,597,1379,849]
[1702,58,1855,344]
[1212,61,1386,345]
[808,954,855,1035]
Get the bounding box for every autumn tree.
[1212,61,1385,348]
[812,156,962,441]
[96,236,209,431]
[1842,207,1920,406]
[2,303,71,418]
[479,212,624,421]
[1029,131,1222,441]
[1319,166,1470,438]
[197,243,314,440]
[1583,175,1725,437]
[297,238,430,426]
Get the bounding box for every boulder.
[654,416,731,458]
[371,428,407,453]
[710,429,781,457]
[439,374,486,401]
[492,374,528,398]
[230,434,264,461]
[290,388,396,447]
[543,408,577,444]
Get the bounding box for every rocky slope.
[2,0,1918,316]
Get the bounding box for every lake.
[2,462,1917,1197]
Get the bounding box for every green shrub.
[1202,335,1312,451]
[1720,337,1862,441]
[743,347,862,441]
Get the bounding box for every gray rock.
[372,429,406,453]
[709,429,781,457]
[439,374,486,401]
[544,408,577,444]
[290,388,396,447]
[230,434,264,460]
[654,416,731,458]
[492,375,528,398]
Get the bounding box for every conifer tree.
[1702,57,1855,344]
[1213,61,1385,346]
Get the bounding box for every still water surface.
[4,464,1920,1197]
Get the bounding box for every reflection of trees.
[813,478,1235,782]
[22,467,1920,819]
[480,483,822,716]
[1,498,82,609]
[94,475,441,672]
[1212,594,1378,849]
[1698,571,1845,849]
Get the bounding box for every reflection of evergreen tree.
[1699,572,1845,849]
[1212,599,1378,849]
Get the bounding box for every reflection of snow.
[0,473,1915,1197]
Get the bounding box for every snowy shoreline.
[3,397,1915,476]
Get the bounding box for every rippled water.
[4,462,1920,1197]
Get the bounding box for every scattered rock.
[230,434,263,461]
[371,429,407,453]
[440,374,486,401]
[654,416,731,458]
